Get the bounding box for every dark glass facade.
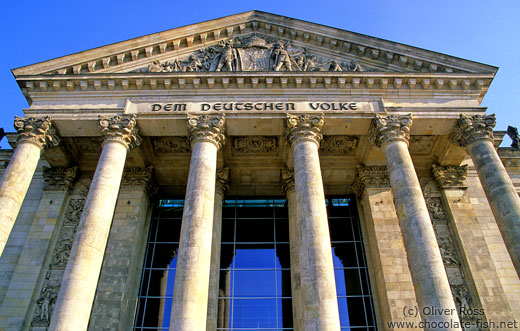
[134,197,375,330]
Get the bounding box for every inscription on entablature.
[232,136,277,153]
[152,137,190,153]
[148,102,362,113]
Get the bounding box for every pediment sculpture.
[137,34,376,73]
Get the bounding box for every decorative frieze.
[187,114,226,148]
[43,166,78,191]
[319,136,358,154]
[368,113,412,148]
[232,136,277,153]
[152,137,190,153]
[99,114,142,150]
[432,164,468,189]
[32,193,87,328]
[14,116,61,150]
[285,114,324,147]
[423,180,478,327]
[216,167,230,194]
[450,114,496,148]
[75,137,104,153]
[280,168,295,195]
[351,165,390,198]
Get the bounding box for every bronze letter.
[151,104,162,111]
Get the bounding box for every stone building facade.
[0,10,519,331]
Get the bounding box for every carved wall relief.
[232,136,277,153]
[152,137,190,153]
[409,136,435,155]
[137,35,375,73]
[422,180,479,328]
[75,137,104,154]
[319,136,358,154]
[31,187,88,328]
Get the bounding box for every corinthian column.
[207,168,229,331]
[49,115,141,331]
[0,116,60,256]
[280,168,304,331]
[369,114,460,330]
[170,114,225,331]
[285,114,341,331]
[451,114,520,276]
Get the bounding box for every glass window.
[218,199,293,330]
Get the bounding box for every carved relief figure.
[272,41,293,71]
[216,40,239,72]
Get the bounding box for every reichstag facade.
[0,11,519,331]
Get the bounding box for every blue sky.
[1,1,518,148]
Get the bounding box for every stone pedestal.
[0,116,60,256]
[352,166,421,330]
[206,168,229,331]
[49,115,141,331]
[170,114,225,331]
[281,168,304,331]
[370,114,460,330]
[285,114,341,331]
[451,114,520,276]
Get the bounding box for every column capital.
[187,114,226,149]
[121,166,156,196]
[43,166,78,191]
[351,165,390,198]
[450,114,496,148]
[285,114,324,147]
[280,168,295,195]
[14,116,61,150]
[368,113,412,148]
[99,114,142,150]
[216,167,230,195]
[432,164,468,189]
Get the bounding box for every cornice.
[17,72,494,95]
[12,11,497,78]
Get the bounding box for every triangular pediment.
[12,10,497,77]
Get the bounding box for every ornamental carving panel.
[32,194,87,328]
[75,137,104,153]
[43,166,78,191]
[232,136,277,153]
[351,165,390,197]
[319,136,358,154]
[280,168,295,195]
[409,136,435,154]
[216,167,230,194]
[136,35,374,73]
[432,164,468,189]
[423,180,479,326]
[152,137,190,153]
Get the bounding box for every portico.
[1,10,519,331]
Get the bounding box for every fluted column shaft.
[451,114,520,276]
[207,168,229,331]
[171,114,225,331]
[0,116,59,256]
[370,114,460,330]
[286,114,340,331]
[281,169,304,331]
[49,115,141,331]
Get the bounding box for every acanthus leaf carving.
[14,116,61,150]
[187,114,226,148]
[280,168,295,195]
[432,164,468,189]
[351,165,390,198]
[99,114,142,150]
[43,166,78,191]
[368,113,412,148]
[450,114,496,148]
[121,166,155,196]
[285,113,324,147]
